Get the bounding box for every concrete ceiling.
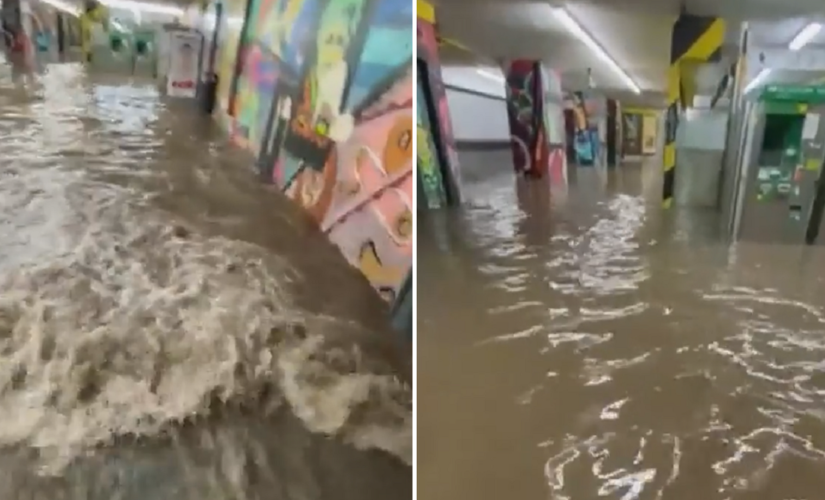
[433,0,825,108]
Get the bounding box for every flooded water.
[0,59,410,499]
[418,150,825,500]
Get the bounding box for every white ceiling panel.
[433,0,825,109]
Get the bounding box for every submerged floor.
[0,60,410,498]
[419,150,825,500]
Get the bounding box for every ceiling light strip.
[789,22,821,51]
[743,68,770,94]
[550,7,641,94]
[745,21,821,93]
[477,69,505,84]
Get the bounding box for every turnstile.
[88,29,157,77]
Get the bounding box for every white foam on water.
[0,204,411,474]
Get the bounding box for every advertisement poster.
[622,113,641,155]
[642,114,657,154]
[166,31,202,98]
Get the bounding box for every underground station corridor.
[417,0,825,498]
[0,62,411,499]
[0,0,413,495]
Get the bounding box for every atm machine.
[730,85,825,245]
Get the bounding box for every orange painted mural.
[225,0,412,300]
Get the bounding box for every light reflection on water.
[419,154,825,500]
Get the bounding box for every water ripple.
[0,59,410,497]
[420,160,825,499]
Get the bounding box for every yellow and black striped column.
[663,15,725,208]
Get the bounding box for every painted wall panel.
[504,60,566,183]
[565,91,607,166]
[211,0,414,300]
[416,14,461,204]
[416,70,448,207]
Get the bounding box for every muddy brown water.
[419,150,825,500]
[0,59,410,499]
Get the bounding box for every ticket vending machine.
[732,85,825,245]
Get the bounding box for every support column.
[56,13,65,54]
[416,0,462,207]
[505,60,562,179]
[607,99,620,167]
[1,0,23,50]
[506,60,541,176]
[720,23,749,233]
[663,14,725,208]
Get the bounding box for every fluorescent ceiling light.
[745,22,820,93]
[744,68,771,94]
[789,22,821,51]
[551,7,641,94]
[477,69,505,84]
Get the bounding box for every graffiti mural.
[565,91,595,166]
[415,68,446,209]
[225,0,413,300]
[504,60,567,183]
[416,12,461,204]
[506,60,539,175]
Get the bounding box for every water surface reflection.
[419,153,825,500]
[0,62,410,498]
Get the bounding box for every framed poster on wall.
[642,114,657,154]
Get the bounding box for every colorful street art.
[566,91,602,166]
[224,0,413,300]
[506,60,539,175]
[505,60,567,183]
[415,68,446,209]
[416,11,461,205]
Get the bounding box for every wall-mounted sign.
[762,85,825,103]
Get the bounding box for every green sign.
[761,85,825,104]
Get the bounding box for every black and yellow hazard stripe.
[417,0,435,23]
[663,15,725,208]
